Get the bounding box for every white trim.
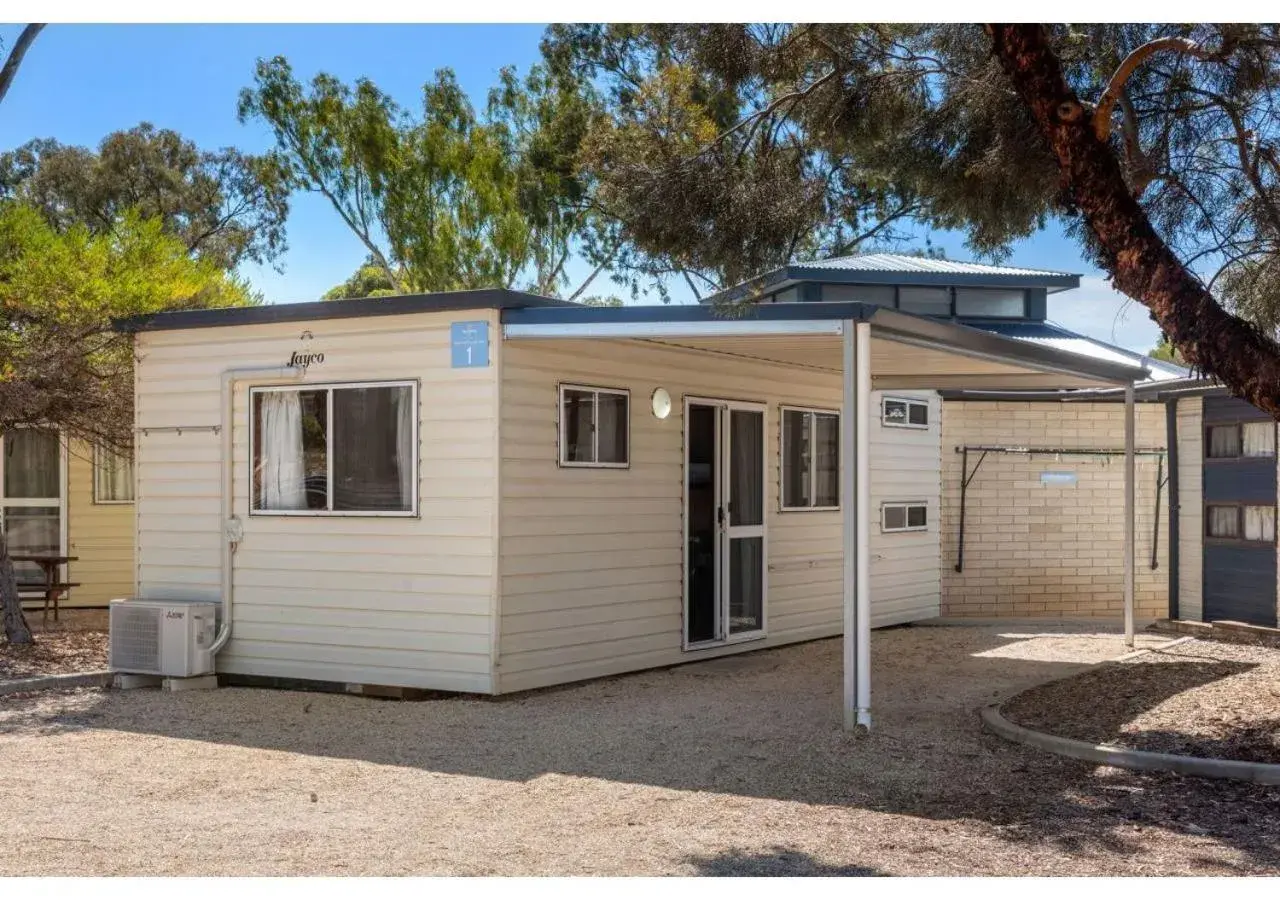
[505,320,845,340]
[0,429,69,596]
[247,379,420,517]
[881,395,930,430]
[681,396,768,651]
[92,443,135,505]
[557,383,631,469]
[881,500,929,533]
[778,405,841,512]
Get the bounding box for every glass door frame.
[0,429,69,593]
[682,396,768,650]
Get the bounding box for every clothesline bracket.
[137,425,222,437]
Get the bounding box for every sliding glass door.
[1,429,65,587]
[684,399,766,647]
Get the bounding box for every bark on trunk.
[987,24,1280,418]
[0,527,33,645]
[0,24,45,107]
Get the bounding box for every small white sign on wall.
[1040,471,1078,487]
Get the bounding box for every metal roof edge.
[784,264,1080,292]
[117,288,573,333]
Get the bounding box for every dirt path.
[2,624,1277,875]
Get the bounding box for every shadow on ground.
[686,847,885,876]
[5,624,1279,873]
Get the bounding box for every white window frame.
[779,405,840,512]
[92,443,135,504]
[881,396,930,430]
[0,429,69,594]
[248,379,419,518]
[882,500,929,533]
[557,383,631,469]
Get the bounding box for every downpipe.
[209,365,303,656]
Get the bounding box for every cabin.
[121,255,1150,728]
[1,430,134,614]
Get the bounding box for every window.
[821,284,896,307]
[1207,421,1276,458]
[781,407,839,510]
[251,382,417,515]
[1243,421,1276,457]
[882,501,928,533]
[955,288,1027,318]
[93,445,134,503]
[882,396,929,429]
[1206,504,1276,542]
[898,287,952,316]
[559,385,629,467]
[1,429,62,587]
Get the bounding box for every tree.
[0,24,44,107]
[323,256,401,299]
[0,124,290,271]
[1149,337,1184,365]
[239,56,602,298]
[551,24,1280,415]
[0,202,255,643]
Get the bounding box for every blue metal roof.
[707,253,1082,303]
[973,320,1188,383]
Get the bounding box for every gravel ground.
[1003,638,1280,764]
[2,623,1278,876]
[0,610,107,682]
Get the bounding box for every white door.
[684,399,766,647]
[0,429,66,589]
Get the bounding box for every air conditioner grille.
[111,605,161,672]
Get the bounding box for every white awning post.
[842,320,873,731]
[1123,382,1136,647]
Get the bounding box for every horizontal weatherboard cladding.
[1203,457,1278,504]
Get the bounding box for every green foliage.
[0,123,290,271]
[0,201,255,450]
[323,257,402,299]
[548,24,1280,322]
[1149,336,1185,365]
[239,56,600,297]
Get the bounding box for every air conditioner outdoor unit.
[109,599,219,677]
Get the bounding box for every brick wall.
[941,400,1169,620]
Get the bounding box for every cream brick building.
[940,399,1169,621]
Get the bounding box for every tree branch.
[1094,35,1218,141]
[0,24,44,108]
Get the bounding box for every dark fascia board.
[702,265,1081,304]
[501,302,1147,385]
[117,288,574,333]
[939,375,1222,404]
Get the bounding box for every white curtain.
[395,387,415,510]
[1243,422,1276,458]
[97,447,134,501]
[260,391,306,510]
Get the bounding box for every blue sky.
[1,23,1161,351]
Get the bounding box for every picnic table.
[11,555,79,625]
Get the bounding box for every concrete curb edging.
[0,670,113,697]
[981,703,1280,786]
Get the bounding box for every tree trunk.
[0,527,33,644]
[0,24,45,107]
[986,24,1280,419]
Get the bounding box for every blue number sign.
[451,321,490,368]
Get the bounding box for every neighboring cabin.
[1,430,135,611]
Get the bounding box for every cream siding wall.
[134,311,500,693]
[496,339,941,694]
[1176,397,1203,621]
[65,442,135,607]
[940,400,1168,620]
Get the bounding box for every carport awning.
[500,302,1148,389]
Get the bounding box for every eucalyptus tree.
[549,24,1280,414]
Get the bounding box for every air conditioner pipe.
[209,365,304,656]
